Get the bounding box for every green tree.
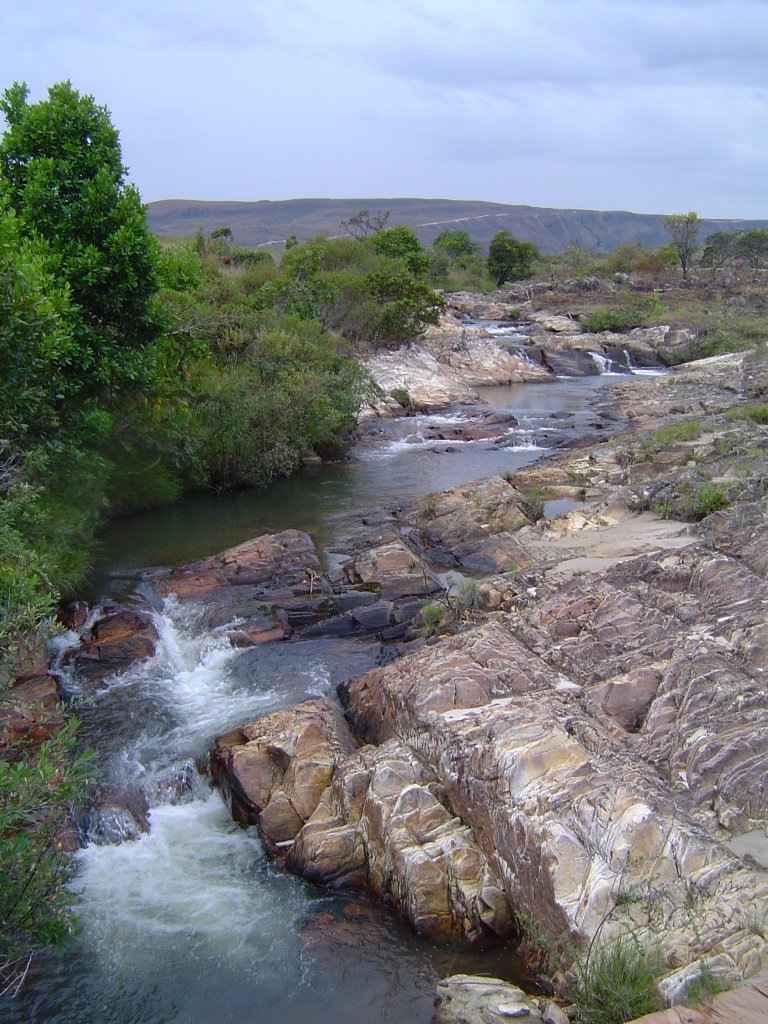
[487,230,538,286]
[432,229,479,260]
[372,224,429,275]
[662,211,700,280]
[0,80,165,405]
[0,200,76,442]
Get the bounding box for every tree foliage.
[487,230,539,286]
[0,81,165,404]
[662,211,700,279]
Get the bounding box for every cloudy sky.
[2,0,766,217]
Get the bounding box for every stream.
[6,344,655,1024]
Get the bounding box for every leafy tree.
[0,200,76,443]
[371,224,429,275]
[432,229,479,260]
[662,211,700,279]
[0,80,165,404]
[737,228,768,270]
[487,230,538,286]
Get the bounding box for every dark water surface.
[5,375,620,1024]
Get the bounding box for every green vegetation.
[647,420,703,447]
[571,935,664,1024]
[681,962,731,1008]
[1,720,96,993]
[417,602,444,637]
[487,230,539,287]
[725,403,768,424]
[663,211,700,280]
[580,297,662,333]
[0,83,450,980]
[449,575,488,613]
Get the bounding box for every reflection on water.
[85,377,614,601]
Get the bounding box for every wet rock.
[210,698,358,854]
[65,605,158,683]
[290,737,513,942]
[157,529,320,600]
[78,782,150,845]
[432,975,543,1023]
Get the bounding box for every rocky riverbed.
[35,323,768,1022]
[209,344,768,1016]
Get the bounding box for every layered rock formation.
[211,346,768,1001]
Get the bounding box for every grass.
[571,935,664,1024]
[724,402,768,424]
[416,602,444,637]
[647,420,703,446]
[580,297,663,334]
[450,576,488,613]
[681,962,731,1008]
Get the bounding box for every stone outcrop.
[208,347,768,994]
[211,696,513,943]
[339,609,768,995]
[407,476,534,573]
[63,605,159,684]
[365,314,551,413]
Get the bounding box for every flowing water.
[6,366,638,1024]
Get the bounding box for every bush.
[450,575,488,613]
[417,602,444,637]
[580,297,662,333]
[571,935,664,1024]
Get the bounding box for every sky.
[2,0,767,218]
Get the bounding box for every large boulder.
[211,695,513,943]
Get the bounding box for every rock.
[432,975,543,1024]
[157,529,320,600]
[65,605,158,683]
[345,539,444,601]
[289,738,513,941]
[210,698,358,854]
[211,695,513,942]
[340,615,768,981]
[78,782,150,845]
[364,317,551,413]
[407,476,533,571]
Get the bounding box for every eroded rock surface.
[211,696,513,942]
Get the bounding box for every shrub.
[580,297,662,333]
[417,602,444,637]
[450,576,488,613]
[686,482,728,520]
[571,935,664,1024]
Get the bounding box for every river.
[5,354,648,1024]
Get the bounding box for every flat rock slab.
[629,981,768,1022]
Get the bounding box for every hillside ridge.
[146,196,768,252]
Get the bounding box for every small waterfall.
[623,348,665,376]
[588,351,622,375]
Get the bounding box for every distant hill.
[146,197,768,253]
